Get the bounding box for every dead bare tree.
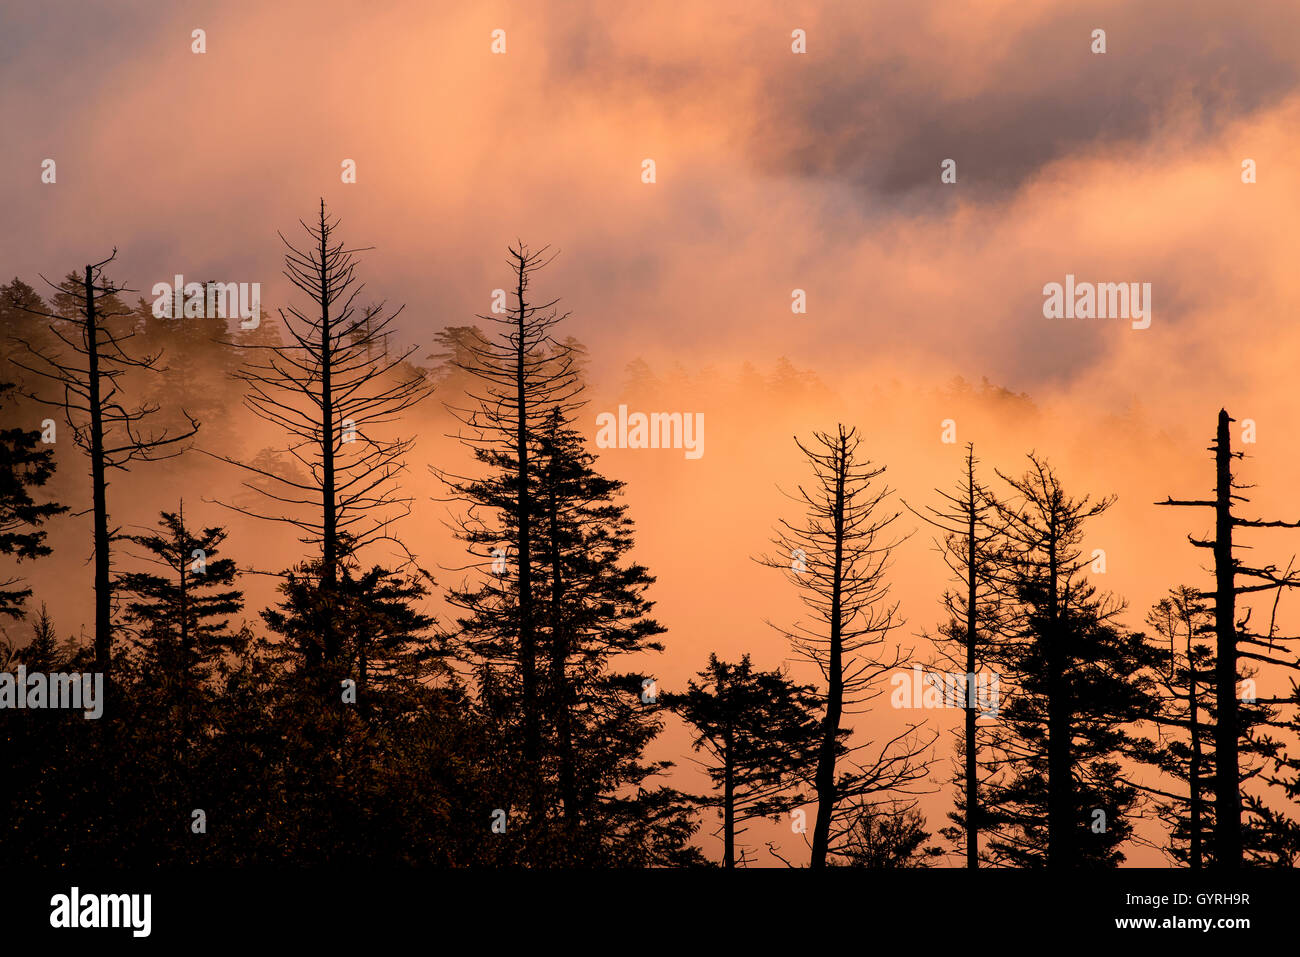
[8,251,197,677]
[903,442,1008,867]
[1157,408,1300,867]
[210,200,431,667]
[759,424,933,868]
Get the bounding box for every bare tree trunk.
[1213,409,1240,867]
[318,202,338,665]
[810,434,846,868]
[84,265,111,679]
[513,257,541,821]
[964,462,979,869]
[1045,518,1073,868]
[905,444,996,868]
[179,500,190,745]
[546,450,578,830]
[1188,623,1203,869]
[723,734,736,869]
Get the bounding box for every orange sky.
[4,0,1300,866]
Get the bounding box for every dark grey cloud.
[754,1,1300,202]
[538,0,1300,208]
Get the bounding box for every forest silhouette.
[2,203,1299,869]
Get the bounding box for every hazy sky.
[5,0,1300,865]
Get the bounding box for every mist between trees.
[2,203,1299,868]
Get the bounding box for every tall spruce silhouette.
[1158,409,1300,867]
[8,253,198,677]
[438,267,700,863]
[759,425,933,867]
[984,454,1157,867]
[531,410,697,865]
[434,243,582,836]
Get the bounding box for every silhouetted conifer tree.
[667,653,824,867]
[117,503,244,742]
[435,243,582,838]
[984,454,1157,867]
